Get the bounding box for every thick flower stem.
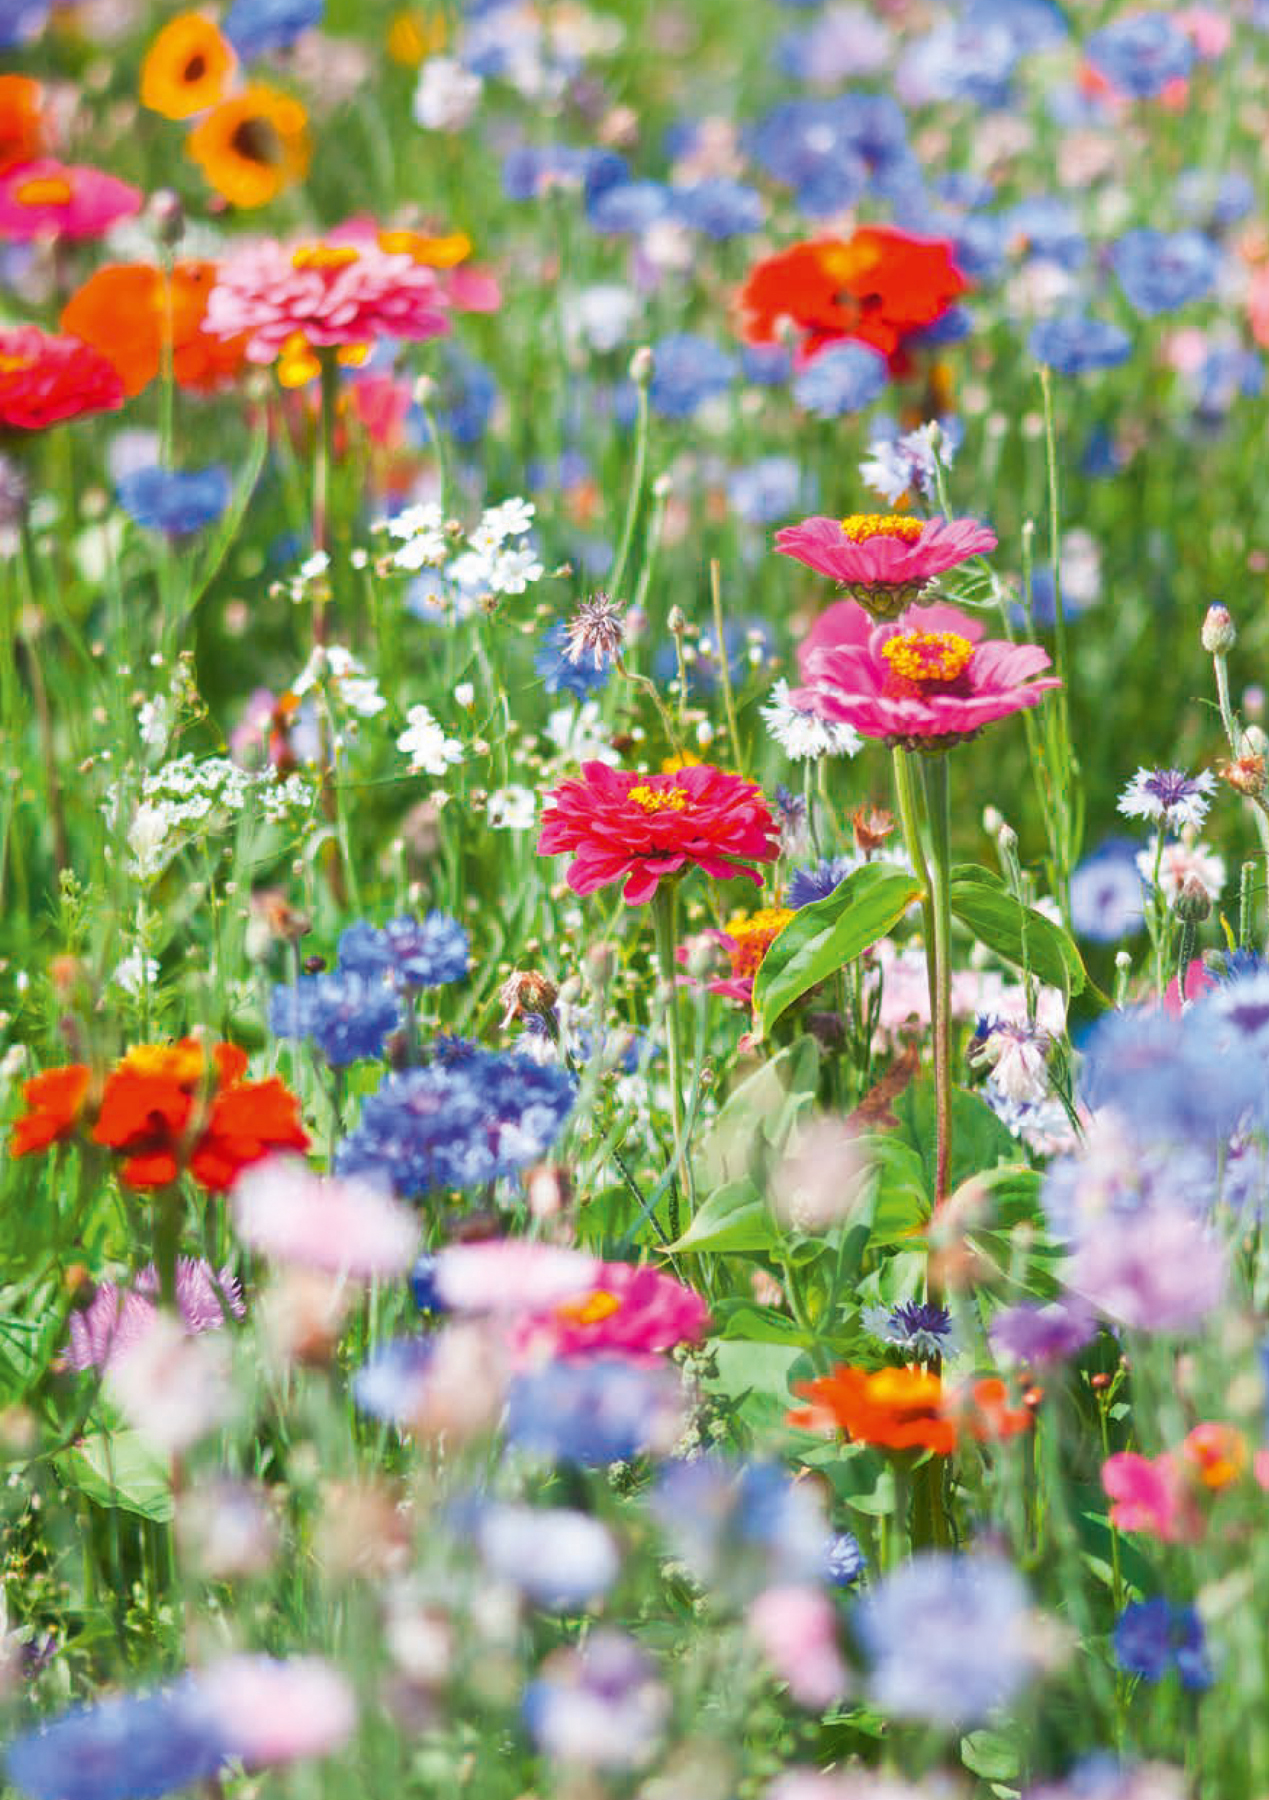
[652,880,690,1240]
[890,746,937,1037]
[921,753,955,1215]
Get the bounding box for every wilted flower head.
[564,591,626,670]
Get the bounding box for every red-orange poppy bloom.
[0,74,47,173]
[10,1065,90,1157]
[790,1365,957,1454]
[61,262,248,397]
[739,228,967,368]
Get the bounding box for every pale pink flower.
[68,1259,244,1371]
[107,1314,233,1457]
[0,159,142,240]
[1176,8,1231,57]
[432,1240,601,1313]
[202,1655,356,1769]
[776,514,997,619]
[231,1157,418,1279]
[512,1261,710,1361]
[1101,1451,1201,1542]
[747,1586,850,1709]
[1138,836,1225,906]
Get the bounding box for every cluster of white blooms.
[398,704,465,777]
[110,755,315,880]
[543,701,619,770]
[376,497,545,621]
[292,645,386,719]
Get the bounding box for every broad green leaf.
[705,1341,808,1439]
[892,1078,1018,1193]
[949,866,1086,995]
[667,1179,775,1252]
[56,1429,173,1522]
[711,1299,814,1348]
[961,1730,1021,1783]
[696,1036,819,1190]
[753,865,923,1037]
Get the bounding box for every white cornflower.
[1137,835,1225,906]
[860,421,953,505]
[486,785,537,831]
[398,705,464,777]
[1118,767,1215,833]
[545,701,618,768]
[127,802,178,880]
[413,56,483,131]
[760,679,862,761]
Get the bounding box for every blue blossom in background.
[727,455,804,526]
[587,180,670,235]
[646,334,736,418]
[827,1530,865,1587]
[1086,12,1194,99]
[116,466,231,537]
[897,18,1020,109]
[1029,316,1132,375]
[1175,168,1255,228]
[788,856,858,909]
[964,0,1067,54]
[860,418,959,505]
[536,621,611,700]
[748,98,867,217]
[0,1,48,47]
[776,5,892,84]
[651,1457,832,1591]
[742,343,793,387]
[793,342,887,418]
[270,973,402,1067]
[506,1356,683,1464]
[223,0,322,57]
[352,1337,435,1424]
[673,179,765,239]
[338,913,470,989]
[989,1299,1096,1366]
[1111,230,1218,316]
[1114,1600,1212,1689]
[4,1682,226,1800]
[503,144,627,203]
[1004,197,1087,268]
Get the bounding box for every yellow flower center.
[817,239,883,285]
[556,1288,622,1326]
[838,513,924,545]
[0,352,32,374]
[290,243,360,272]
[277,331,321,389]
[660,751,701,774]
[725,907,795,980]
[378,227,471,267]
[15,176,72,207]
[119,1042,206,1085]
[628,783,689,814]
[881,629,974,685]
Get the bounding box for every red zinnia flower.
[537,761,779,905]
[0,159,143,241]
[10,1065,90,1157]
[0,326,125,431]
[740,228,967,368]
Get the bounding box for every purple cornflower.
[1065,1205,1226,1333]
[1119,767,1216,832]
[787,855,858,909]
[68,1261,244,1372]
[989,1299,1095,1366]
[862,1299,956,1361]
[1114,1600,1212,1690]
[337,912,470,990]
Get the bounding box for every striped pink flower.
[776,513,997,619]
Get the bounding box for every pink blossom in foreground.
[202,1654,356,1769]
[793,608,1060,747]
[512,1261,710,1361]
[776,514,996,619]
[797,597,986,683]
[431,1240,601,1313]
[747,1586,850,1710]
[231,1157,418,1279]
[0,159,142,240]
[1101,1451,1201,1543]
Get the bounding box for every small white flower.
[1137,834,1226,905]
[1119,767,1215,833]
[398,705,464,777]
[454,682,475,708]
[112,951,160,997]
[481,497,535,540]
[137,695,170,749]
[127,802,177,879]
[761,679,862,761]
[299,552,331,583]
[486,785,537,831]
[413,56,483,131]
[545,702,618,767]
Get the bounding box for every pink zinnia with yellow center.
[792,605,1060,749]
[538,761,779,904]
[775,511,998,619]
[0,159,142,240]
[513,1261,711,1361]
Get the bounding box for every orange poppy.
[0,74,47,174]
[1182,1422,1247,1492]
[187,84,311,209]
[141,12,236,120]
[790,1364,957,1455]
[10,1065,90,1158]
[61,261,247,396]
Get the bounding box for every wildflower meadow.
[3,1,1269,1796]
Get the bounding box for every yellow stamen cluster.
[726,906,795,980]
[15,176,72,207]
[290,243,361,272]
[556,1289,622,1327]
[881,629,974,685]
[379,227,471,267]
[120,1042,207,1084]
[628,783,689,814]
[838,513,924,545]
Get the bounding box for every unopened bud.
[667,605,687,636]
[982,806,1004,835]
[997,823,1019,856]
[1174,875,1212,924]
[629,345,654,386]
[149,188,184,247]
[1201,603,1236,655]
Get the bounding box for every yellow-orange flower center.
[0,351,32,374]
[119,1042,207,1085]
[15,175,72,207]
[881,629,974,685]
[725,906,795,980]
[628,783,688,814]
[379,227,471,267]
[556,1288,622,1326]
[291,243,360,272]
[838,513,924,545]
[817,239,883,285]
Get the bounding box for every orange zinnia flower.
[0,74,47,173]
[1182,1422,1247,1492]
[61,262,247,397]
[141,12,236,120]
[187,84,311,209]
[790,1365,957,1455]
[10,1065,90,1157]
[739,228,967,368]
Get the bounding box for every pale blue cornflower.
[1117,766,1214,833]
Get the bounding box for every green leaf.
[753,864,924,1036]
[667,1179,775,1252]
[949,865,1086,995]
[56,1429,173,1522]
[961,1730,1021,1783]
[696,1037,820,1191]
[711,1299,814,1348]
[892,1078,1019,1193]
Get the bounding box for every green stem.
[921,754,955,1214]
[607,378,650,604]
[709,559,744,777]
[652,880,689,1238]
[891,745,937,1026]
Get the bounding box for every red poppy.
[0,325,124,431]
[739,228,967,368]
[10,1065,90,1157]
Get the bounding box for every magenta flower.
[792,607,1060,749]
[512,1261,710,1361]
[1102,1451,1200,1543]
[775,513,998,619]
[0,160,143,241]
[67,1259,244,1371]
[797,598,986,682]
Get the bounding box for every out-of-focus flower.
[9,1065,90,1156]
[1070,840,1146,941]
[108,1313,233,1456]
[68,1260,243,1371]
[792,342,889,418]
[506,1355,686,1464]
[777,517,996,620]
[512,1260,710,1360]
[1182,1421,1247,1490]
[791,1365,956,1453]
[338,912,469,989]
[0,160,142,241]
[116,466,232,536]
[141,13,236,118]
[771,1117,870,1231]
[187,84,310,208]
[413,55,483,130]
[0,326,124,431]
[650,1456,834,1594]
[1066,1206,1225,1332]
[419,1239,599,1314]
[524,1631,669,1769]
[232,1158,418,1277]
[200,1655,356,1768]
[4,1682,227,1800]
[1136,835,1225,906]
[224,0,323,58]
[353,1325,507,1437]
[175,1479,278,1579]
[0,74,47,172]
[762,678,862,760]
[1113,1600,1211,1689]
[1102,1451,1201,1541]
[538,761,778,905]
[1111,229,1217,316]
[476,1504,619,1608]
[62,263,248,397]
[1024,1757,1187,1800]
[1029,316,1132,374]
[989,1299,1095,1366]
[748,1585,850,1709]
[1086,13,1195,100]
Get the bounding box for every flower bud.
[149,188,184,247]
[498,969,559,1028]
[1174,875,1212,924]
[667,605,687,636]
[629,345,655,386]
[1201,603,1236,655]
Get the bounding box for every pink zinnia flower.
[792,606,1059,749]
[68,1259,244,1371]
[1101,1450,1201,1542]
[0,159,142,240]
[513,1260,710,1361]
[204,235,451,366]
[0,325,124,431]
[231,1157,418,1279]
[797,597,985,682]
[538,761,780,904]
[775,513,997,620]
[202,1655,356,1769]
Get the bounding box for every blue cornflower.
[223,0,322,56]
[827,1530,865,1587]
[788,856,858,909]
[506,1356,683,1464]
[336,1052,574,1196]
[747,98,866,217]
[742,343,793,387]
[897,19,1020,109]
[645,334,736,419]
[792,342,888,418]
[727,456,804,526]
[1004,197,1087,268]
[503,145,626,203]
[1029,316,1132,375]
[862,1299,957,1361]
[338,913,470,989]
[410,1253,441,1311]
[861,420,959,507]
[1193,345,1263,421]
[269,973,402,1066]
[1111,229,1217,316]
[650,1457,833,1591]
[423,354,498,446]
[1175,168,1255,228]
[654,618,774,696]
[1114,1600,1212,1690]
[536,621,610,701]
[5,1681,226,1800]
[1078,1001,1257,1144]
[964,0,1067,53]
[1118,766,1214,833]
[1086,12,1194,99]
[116,466,231,537]
[0,2,48,47]
[672,179,764,239]
[587,179,671,235]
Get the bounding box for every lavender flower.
[68,1261,244,1372]
[989,1299,1095,1366]
[861,1300,957,1361]
[1118,767,1215,833]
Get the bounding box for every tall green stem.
[652,880,690,1239]
[891,746,936,1026]
[921,754,955,1213]
[608,377,650,605]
